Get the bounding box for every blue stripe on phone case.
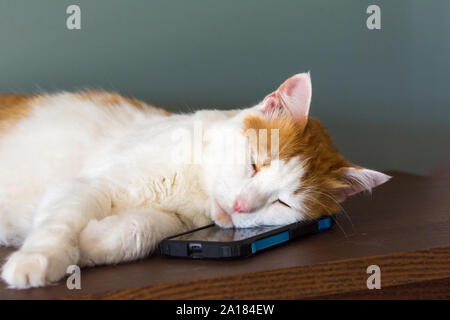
[251,231,290,253]
[318,217,331,231]
[251,217,331,253]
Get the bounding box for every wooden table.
[0,169,449,299]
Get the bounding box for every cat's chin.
[211,200,235,228]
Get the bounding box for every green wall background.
[1,0,449,174]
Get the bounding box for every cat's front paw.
[1,251,51,289]
[2,248,74,289]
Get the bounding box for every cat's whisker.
[309,189,355,232]
[303,190,353,238]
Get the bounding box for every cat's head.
[205,73,391,228]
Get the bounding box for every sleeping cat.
[0,73,390,289]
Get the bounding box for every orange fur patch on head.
[243,114,307,163]
[0,94,36,133]
[243,114,355,218]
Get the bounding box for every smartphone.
[159,216,333,259]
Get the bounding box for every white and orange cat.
[0,73,390,289]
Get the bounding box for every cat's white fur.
[0,74,390,289]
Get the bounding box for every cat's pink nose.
[234,197,250,213]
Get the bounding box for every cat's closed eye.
[274,199,291,208]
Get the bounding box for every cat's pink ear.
[261,73,312,125]
[332,167,392,203]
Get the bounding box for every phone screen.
[170,225,283,242]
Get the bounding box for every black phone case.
[159,216,333,259]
